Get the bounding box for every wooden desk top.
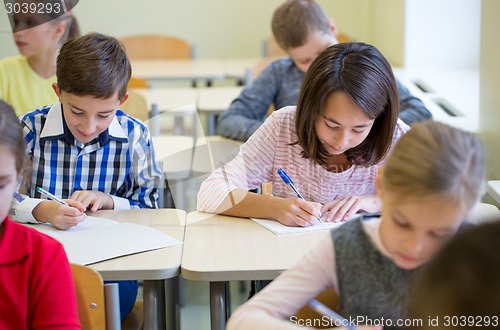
[181,212,329,281]
[88,209,186,281]
[197,86,243,113]
[152,135,194,180]
[131,59,226,81]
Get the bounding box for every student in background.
[11,32,163,321]
[0,100,80,329]
[410,220,500,329]
[198,42,408,226]
[0,0,80,115]
[227,121,485,330]
[217,0,431,141]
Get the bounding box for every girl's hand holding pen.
[275,197,322,227]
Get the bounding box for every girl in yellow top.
[0,0,80,115]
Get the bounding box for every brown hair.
[295,42,399,166]
[0,100,26,173]
[12,0,80,44]
[410,221,500,329]
[382,121,484,211]
[57,32,131,101]
[271,0,331,50]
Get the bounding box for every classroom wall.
[0,0,386,62]
[480,0,500,181]
[404,0,481,70]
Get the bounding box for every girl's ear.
[376,167,384,198]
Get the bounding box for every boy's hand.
[321,195,381,223]
[274,198,322,227]
[70,190,114,212]
[33,200,87,230]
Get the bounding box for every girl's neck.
[27,49,58,79]
[324,153,352,173]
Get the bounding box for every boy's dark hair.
[56,32,131,101]
[295,42,399,167]
[0,100,26,173]
[271,0,331,50]
[410,220,500,328]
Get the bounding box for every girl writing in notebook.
[0,100,79,329]
[0,0,80,115]
[227,121,485,330]
[198,42,409,226]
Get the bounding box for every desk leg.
[207,114,216,136]
[144,280,166,330]
[165,277,180,330]
[210,281,227,330]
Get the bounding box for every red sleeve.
[28,234,80,329]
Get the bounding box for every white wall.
[0,0,379,60]
[480,0,500,180]
[404,0,481,70]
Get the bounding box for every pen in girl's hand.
[308,299,357,330]
[36,187,69,206]
[277,168,321,222]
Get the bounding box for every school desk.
[393,68,479,132]
[89,209,186,330]
[487,181,500,205]
[133,87,198,136]
[152,135,194,210]
[181,211,329,330]
[197,86,244,135]
[131,59,226,83]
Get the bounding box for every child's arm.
[217,62,283,141]
[214,189,322,227]
[395,79,432,125]
[227,233,338,330]
[123,126,163,209]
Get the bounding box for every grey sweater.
[332,218,418,330]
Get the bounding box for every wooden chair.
[120,90,150,123]
[71,264,145,330]
[70,264,120,330]
[128,76,149,89]
[294,288,340,329]
[119,34,192,60]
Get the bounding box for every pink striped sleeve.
[197,109,289,213]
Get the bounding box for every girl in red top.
[0,100,80,329]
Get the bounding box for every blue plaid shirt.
[12,102,162,223]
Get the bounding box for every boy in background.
[12,32,163,321]
[218,0,431,141]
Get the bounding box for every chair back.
[121,90,150,123]
[120,34,192,60]
[71,264,107,330]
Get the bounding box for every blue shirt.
[217,57,432,141]
[12,102,162,223]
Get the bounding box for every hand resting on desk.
[321,195,381,223]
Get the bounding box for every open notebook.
[30,216,182,265]
[252,213,375,235]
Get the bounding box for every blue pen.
[277,168,321,222]
[308,299,357,330]
[277,168,305,199]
